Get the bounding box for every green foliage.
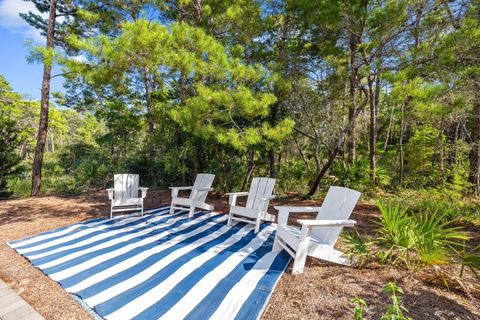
[0,117,23,197]
[380,282,412,320]
[457,244,480,281]
[351,282,411,320]
[376,201,416,267]
[331,159,371,191]
[342,231,374,268]
[351,297,368,320]
[376,201,470,268]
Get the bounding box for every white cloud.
[0,0,48,43]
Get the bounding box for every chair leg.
[292,241,309,275]
[254,218,260,234]
[227,210,233,227]
[188,206,195,218]
[110,203,113,219]
[141,203,144,216]
[272,233,283,252]
[169,203,175,215]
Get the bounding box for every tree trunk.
[31,0,57,196]
[347,31,359,163]
[241,151,255,191]
[368,74,376,183]
[305,87,369,198]
[468,101,480,196]
[399,98,408,186]
[268,13,290,179]
[143,68,157,186]
[268,150,276,178]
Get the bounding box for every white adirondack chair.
[226,177,276,233]
[169,173,215,218]
[273,186,361,274]
[107,174,148,219]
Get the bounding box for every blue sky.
[0,0,63,100]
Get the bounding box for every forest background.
[1,0,479,221]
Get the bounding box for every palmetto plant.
[376,201,417,267]
[414,211,469,265]
[342,231,374,268]
[376,201,470,268]
[457,244,480,281]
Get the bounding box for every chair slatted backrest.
[191,173,215,202]
[246,177,276,212]
[312,186,361,246]
[114,174,139,201]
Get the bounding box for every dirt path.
[0,191,479,319]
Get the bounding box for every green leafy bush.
[376,200,469,268]
[342,231,374,267]
[457,244,480,281]
[331,158,371,191]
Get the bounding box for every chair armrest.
[294,220,356,241]
[169,186,193,190]
[193,187,214,192]
[298,219,356,227]
[225,192,249,196]
[275,206,322,226]
[261,195,276,201]
[139,187,149,198]
[107,188,114,200]
[274,206,322,213]
[226,192,249,206]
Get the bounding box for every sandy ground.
[0,190,479,320]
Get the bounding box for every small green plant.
[457,244,480,281]
[351,282,411,320]
[351,297,368,320]
[342,231,374,267]
[380,282,412,320]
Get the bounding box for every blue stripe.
[22,209,169,258]
[8,207,290,320]
[57,213,224,288]
[30,209,187,267]
[75,216,233,302]
[135,227,273,320]
[93,221,250,317]
[234,250,291,320]
[9,206,168,249]
[41,211,213,275]
[183,231,276,320]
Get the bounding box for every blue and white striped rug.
[7,206,290,320]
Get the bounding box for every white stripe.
[103,224,264,320]
[53,214,222,283]
[25,211,173,260]
[208,251,279,320]
[39,211,210,270]
[159,225,276,320]
[85,223,249,308]
[11,207,168,249]
[17,208,169,255]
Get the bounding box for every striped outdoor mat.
[7,206,290,320]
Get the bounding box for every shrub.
[376,201,417,267]
[342,231,374,268]
[457,244,480,281]
[376,200,469,268]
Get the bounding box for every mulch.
[0,190,479,320]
